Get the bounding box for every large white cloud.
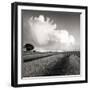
[28,15,75,51]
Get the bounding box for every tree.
[24,43,34,51]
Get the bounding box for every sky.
[22,10,80,51]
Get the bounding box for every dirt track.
[22,52,80,77]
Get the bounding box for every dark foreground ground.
[22,51,80,77]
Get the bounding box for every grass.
[22,51,80,77]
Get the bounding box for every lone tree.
[24,43,34,51]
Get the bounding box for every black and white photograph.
[11,2,88,87]
[22,10,80,77]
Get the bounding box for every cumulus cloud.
[53,30,75,45]
[28,15,75,51]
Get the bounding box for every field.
[22,51,80,77]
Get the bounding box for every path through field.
[22,52,80,77]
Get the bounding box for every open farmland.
[22,51,80,77]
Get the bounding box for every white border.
[18,5,86,84]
